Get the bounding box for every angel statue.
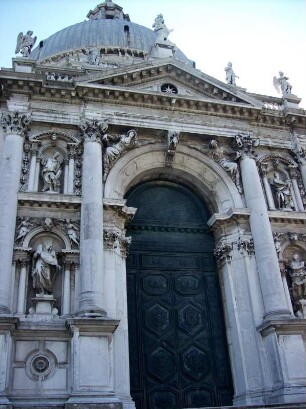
[15,31,37,57]
[273,71,292,96]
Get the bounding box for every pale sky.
[0,0,305,107]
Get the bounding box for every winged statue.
[15,31,37,57]
[273,71,292,96]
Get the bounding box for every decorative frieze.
[14,216,80,250]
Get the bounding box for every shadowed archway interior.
[125,181,233,409]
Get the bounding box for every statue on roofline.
[225,62,239,85]
[152,14,173,43]
[15,31,37,57]
[273,71,292,96]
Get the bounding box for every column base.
[65,395,122,409]
[76,309,107,318]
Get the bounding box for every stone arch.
[104,143,243,214]
[23,227,71,250]
[30,130,79,144]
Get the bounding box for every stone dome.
[30,1,192,66]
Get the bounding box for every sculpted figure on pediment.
[209,140,242,193]
[102,129,138,181]
[153,14,173,42]
[273,71,292,95]
[225,62,238,85]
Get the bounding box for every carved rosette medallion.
[25,350,56,381]
[79,118,108,143]
[1,111,31,137]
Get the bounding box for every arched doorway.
[125,181,233,409]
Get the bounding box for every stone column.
[16,259,29,315]
[63,157,69,194]
[260,163,276,210]
[67,144,76,194]
[234,134,292,319]
[77,118,108,316]
[34,156,40,191]
[289,166,304,211]
[62,261,71,315]
[0,111,31,314]
[27,141,39,191]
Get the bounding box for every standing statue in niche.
[269,172,294,210]
[15,31,37,57]
[41,151,62,193]
[225,62,238,85]
[273,71,292,95]
[209,140,242,193]
[152,14,173,42]
[102,129,138,181]
[288,254,306,302]
[32,240,60,295]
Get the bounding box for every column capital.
[1,111,31,137]
[214,241,233,265]
[232,132,260,158]
[30,140,40,155]
[259,161,269,176]
[79,117,108,143]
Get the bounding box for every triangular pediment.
[74,58,262,107]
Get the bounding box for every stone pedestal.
[66,318,120,408]
[29,294,58,317]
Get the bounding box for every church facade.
[0,2,306,408]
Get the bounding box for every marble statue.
[65,219,79,247]
[225,62,238,85]
[270,172,293,210]
[32,240,60,294]
[152,14,173,42]
[86,48,100,65]
[41,151,62,193]
[15,217,32,244]
[15,31,37,57]
[289,254,306,301]
[273,71,292,95]
[103,129,138,179]
[209,140,242,193]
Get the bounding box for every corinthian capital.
[79,118,108,143]
[232,132,260,157]
[1,111,31,136]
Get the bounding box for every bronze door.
[126,181,233,409]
